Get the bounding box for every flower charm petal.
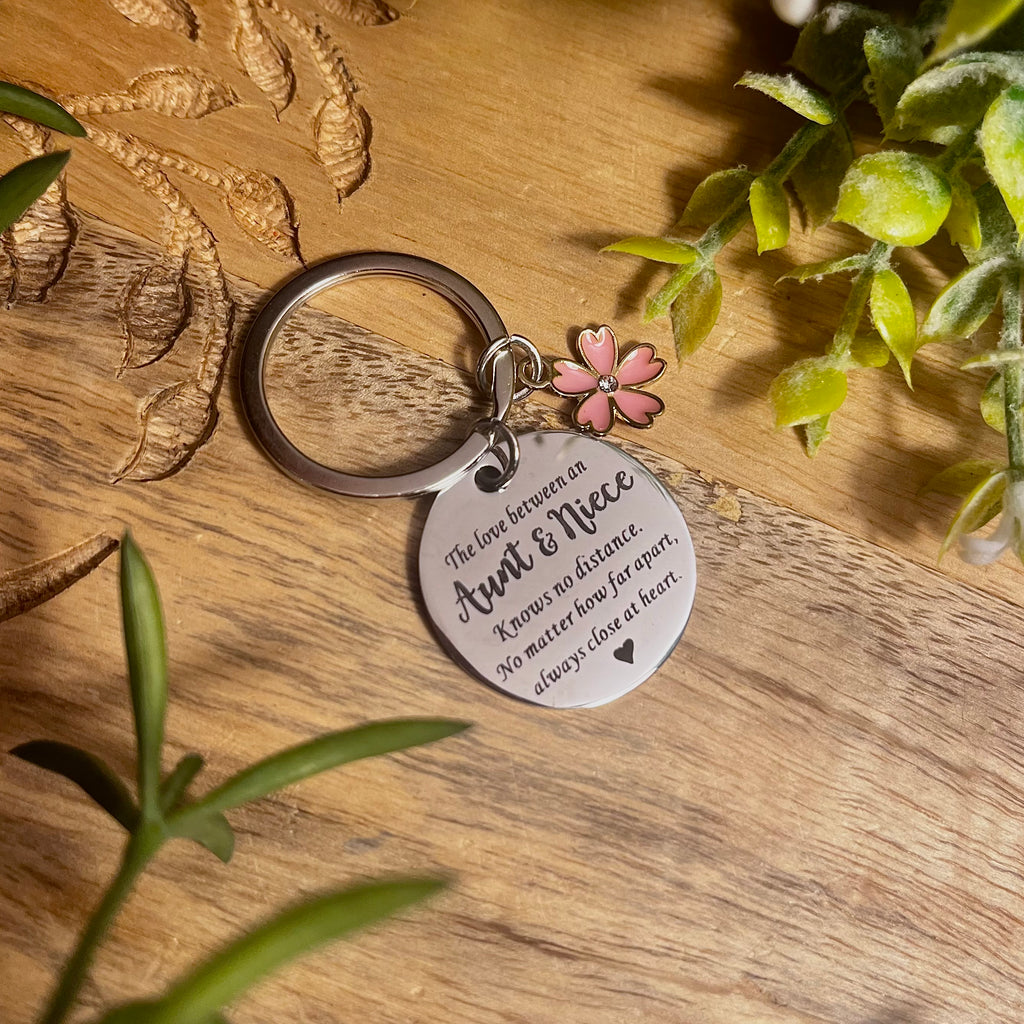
[551,360,598,395]
[615,344,665,387]
[551,325,666,436]
[575,392,614,434]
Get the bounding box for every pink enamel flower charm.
[550,326,666,435]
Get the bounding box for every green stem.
[39,824,164,1024]
[696,74,864,261]
[828,241,891,360]
[1001,263,1024,481]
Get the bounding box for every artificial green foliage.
[11,532,468,1024]
[0,83,82,234]
[605,0,1024,565]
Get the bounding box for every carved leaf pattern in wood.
[231,0,296,118]
[318,0,398,26]
[6,175,80,303]
[104,0,199,39]
[224,166,301,260]
[0,533,118,622]
[258,0,372,198]
[68,69,238,119]
[118,248,193,373]
[0,116,79,304]
[114,378,218,481]
[313,89,370,200]
[7,0,388,484]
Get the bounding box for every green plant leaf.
[848,332,891,369]
[669,264,722,359]
[982,371,1011,432]
[778,254,868,283]
[931,0,1024,63]
[869,268,917,385]
[790,2,889,94]
[922,259,1006,342]
[10,740,138,831]
[120,531,168,821]
[802,415,831,456]
[939,466,1008,560]
[892,54,1024,141]
[972,181,1018,262]
[962,349,1024,368]
[789,118,854,229]
[160,753,204,814]
[173,810,235,863]
[737,72,835,124]
[944,174,982,249]
[601,236,698,264]
[922,458,1007,496]
[176,719,470,819]
[769,357,848,428]
[91,880,447,1024]
[863,24,921,130]
[677,168,754,228]
[835,151,951,246]
[0,151,70,235]
[0,82,86,136]
[979,84,1024,236]
[749,176,790,253]
[644,260,701,321]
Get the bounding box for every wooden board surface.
[2,2,1024,1023]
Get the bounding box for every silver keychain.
[241,252,696,708]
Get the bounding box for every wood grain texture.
[1,1,1024,1022]
[2,214,1024,1024]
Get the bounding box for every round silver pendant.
[418,431,696,708]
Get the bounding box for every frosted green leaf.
[601,237,699,264]
[737,72,836,124]
[892,54,1024,141]
[778,254,868,283]
[972,182,1017,263]
[923,459,1007,497]
[670,264,722,359]
[790,119,854,229]
[791,3,889,94]
[835,152,951,246]
[962,349,1024,368]
[769,358,848,428]
[848,332,891,369]
[802,415,831,456]
[982,372,1009,432]
[979,85,1024,236]
[944,175,982,250]
[678,168,755,228]
[931,0,1024,63]
[644,261,701,321]
[922,259,1005,342]
[939,466,1008,560]
[863,24,920,130]
[749,176,790,253]
[869,268,917,385]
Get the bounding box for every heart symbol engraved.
[613,639,635,664]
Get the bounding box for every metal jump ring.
[240,252,517,498]
[472,418,520,493]
[475,334,544,403]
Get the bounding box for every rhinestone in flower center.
[597,374,619,394]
